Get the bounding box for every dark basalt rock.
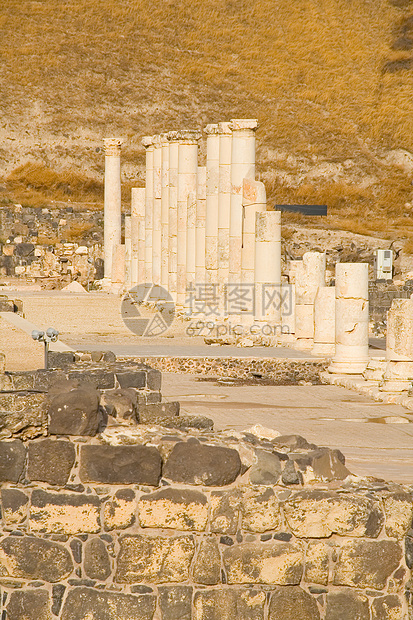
[0,536,73,582]
[60,587,156,620]
[28,439,76,485]
[0,440,26,483]
[80,445,162,485]
[163,441,241,486]
[269,586,320,620]
[48,386,101,436]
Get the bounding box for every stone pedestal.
[168,132,179,299]
[124,215,131,290]
[254,211,282,326]
[160,134,170,289]
[241,179,267,284]
[142,136,154,284]
[177,130,201,306]
[103,138,122,284]
[152,135,162,285]
[131,188,145,287]
[295,252,326,350]
[218,122,232,288]
[312,286,335,356]
[380,299,413,392]
[195,166,207,284]
[328,263,369,375]
[229,119,258,285]
[205,124,220,286]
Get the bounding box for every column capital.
[230,118,259,132]
[152,134,163,147]
[160,133,170,145]
[141,135,154,148]
[176,129,202,144]
[204,123,220,135]
[218,121,232,135]
[167,130,180,141]
[103,138,123,156]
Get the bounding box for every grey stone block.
[80,444,162,485]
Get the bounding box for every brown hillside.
[0,0,413,239]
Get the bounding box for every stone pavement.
[161,373,413,485]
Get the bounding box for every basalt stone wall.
[0,424,411,620]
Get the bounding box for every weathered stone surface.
[67,370,115,390]
[115,371,146,389]
[282,459,301,485]
[241,487,282,533]
[30,489,100,534]
[159,586,192,620]
[7,589,52,620]
[164,440,241,486]
[371,594,403,620]
[84,538,111,580]
[210,490,241,534]
[334,540,402,589]
[116,535,195,583]
[52,584,66,616]
[273,435,315,450]
[1,488,28,524]
[147,367,162,390]
[61,587,156,620]
[309,448,351,481]
[249,449,282,485]
[304,541,330,585]
[223,541,303,585]
[384,492,413,539]
[193,537,221,584]
[104,488,137,530]
[269,586,320,620]
[80,444,162,485]
[0,392,47,439]
[325,591,370,620]
[0,440,26,482]
[101,388,138,421]
[151,414,212,431]
[28,439,76,485]
[138,401,180,423]
[139,488,208,531]
[193,588,265,620]
[48,386,101,436]
[48,351,75,369]
[284,490,384,538]
[0,536,73,581]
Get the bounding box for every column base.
[379,380,412,393]
[328,358,369,374]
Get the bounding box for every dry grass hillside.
[1,0,413,240]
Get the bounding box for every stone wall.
[0,362,411,619]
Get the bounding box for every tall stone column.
[124,215,132,290]
[380,299,413,391]
[131,187,145,286]
[176,130,201,306]
[312,286,336,355]
[328,262,369,374]
[218,122,232,288]
[160,133,170,289]
[229,119,258,285]
[168,131,179,299]
[204,124,220,286]
[152,135,162,285]
[103,138,122,283]
[295,252,326,350]
[254,211,282,326]
[195,166,207,284]
[186,191,197,292]
[241,179,267,285]
[142,136,154,284]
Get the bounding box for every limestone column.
[195,166,207,284]
[254,211,282,326]
[103,138,122,283]
[218,122,232,288]
[152,134,162,284]
[168,131,179,298]
[186,191,197,291]
[328,262,369,374]
[110,243,125,293]
[160,133,170,289]
[312,286,336,356]
[176,130,201,306]
[124,215,131,290]
[204,124,220,286]
[241,179,267,284]
[295,252,326,350]
[380,299,413,391]
[229,119,258,285]
[131,187,145,286]
[142,136,154,283]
